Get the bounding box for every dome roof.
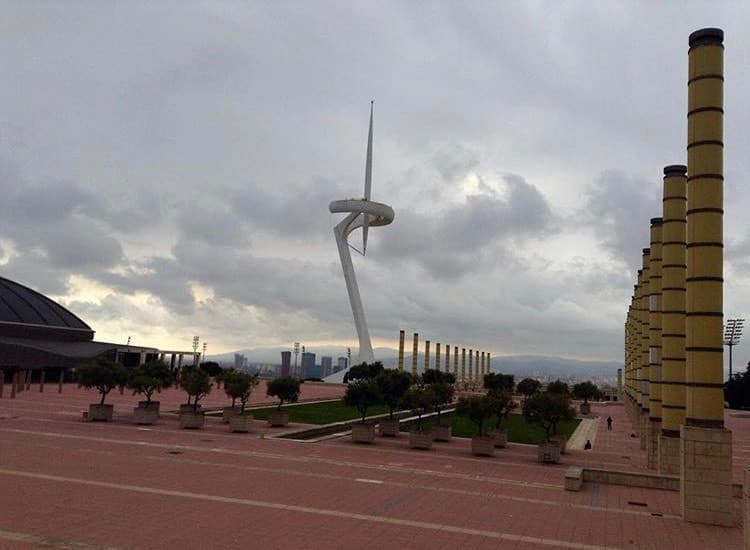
[0,276,91,330]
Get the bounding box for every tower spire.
[362,101,373,254]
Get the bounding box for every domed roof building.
[0,276,189,375]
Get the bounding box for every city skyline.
[2,4,750,362]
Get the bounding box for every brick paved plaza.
[0,386,747,549]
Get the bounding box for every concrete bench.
[565,467,583,491]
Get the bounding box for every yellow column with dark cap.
[647,218,664,469]
[685,28,725,429]
[639,250,651,450]
[681,27,733,526]
[468,348,473,384]
[444,345,450,373]
[424,340,430,373]
[481,352,486,383]
[398,330,405,371]
[660,165,687,475]
[435,343,441,373]
[453,346,458,377]
[411,333,418,377]
[461,348,466,384]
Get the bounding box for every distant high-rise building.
[280,351,291,377]
[336,357,348,373]
[321,356,333,377]
[301,352,316,379]
[234,353,247,370]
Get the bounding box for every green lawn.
[249,400,391,425]
[400,412,580,444]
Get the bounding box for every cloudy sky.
[2,2,750,364]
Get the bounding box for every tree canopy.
[546,380,570,395]
[77,357,128,405]
[572,381,602,404]
[376,369,412,419]
[266,376,301,410]
[224,371,260,414]
[343,378,381,423]
[127,359,174,404]
[455,395,494,437]
[522,392,575,442]
[483,372,515,393]
[517,378,542,399]
[181,367,213,411]
[347,361,385,381]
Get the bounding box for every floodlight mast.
[723,318,745,380]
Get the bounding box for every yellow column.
[453,346,458,378]
[397,330,405,371]
[411,333,418,377]
[461,348,466,384]
[647,218,663,470]
[685,28,725,429]
[682,27,732,526]
[468,348,473,385]
[617,368,622,400]
[475,350,480,384]
[435,343,441,372]
[481,352,485,382]
[424,340,430,373]
[444,345,450,373]
[487,352,491,375]
[660,164,687,475]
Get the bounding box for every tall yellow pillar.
[444,345,450,373]
[617,368,622,400]
[682,27,732,526]
[424,340,430,373]
[647,218,663,470]
[481,352,485,383]
[398,330,405,371]
[487,352,491,375]
[660,164,687,475]
[468,348,473,385]
[475,350,480,383]
[639,250,651,451]
[411,333,418,377]
[453,346,458,378]
[435,343,441,372]
[461,348,466,384]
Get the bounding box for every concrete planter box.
[88,404,114,422]
[549,434,567,454]
[432,424,452,442]
[538,441,561,463]
[138,401,160,415]
[222,406,239,424]
[180,404,202,414]
[179,410,205,429]
[409,430,433,450]
[351,423,376,444]
[489,428,508,448]
[228,413,253,433]
[471,435,495,457]
[268,410,289,427]
[579,402,591,415]
[379,418,399,437]
[133,406,158,425]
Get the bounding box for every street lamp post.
[723,318,745,380]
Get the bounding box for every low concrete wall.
[580,467,742,498]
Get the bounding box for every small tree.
[546,380,570,395]
[181,367,213,411]
[376,369,412,420]
[522,392,575,442]
[400,384,435,432]
[455,395,494,437]
[266,376,301,411]
[483,372,515,393]
[219,368,240,406]
[224,371,260,415]
[127,360,174,405]
[77,357,128,406]
[422,369,455,426]
[347,361,385,381]
[572,381,602,404]
[343,378,381,423]
[487,389,517,430]
[517,378,542,402]
[199,361,223,377]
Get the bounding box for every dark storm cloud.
[582,170,661,273]
[374,174,554,279]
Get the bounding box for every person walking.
[606,416,613,431]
